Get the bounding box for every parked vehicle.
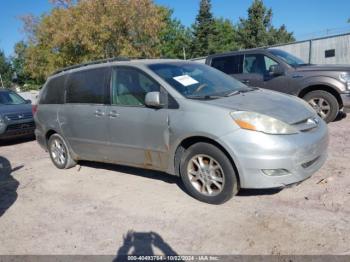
[0,89,35,140]
[34,58,328,204]
[205,48,350,123]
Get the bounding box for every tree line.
[0,0,294,90]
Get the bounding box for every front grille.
[6,122,35,131]
[5,112,33,121]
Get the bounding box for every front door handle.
[108,110,120,118]
[94,109,105,117]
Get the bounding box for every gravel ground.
[0,117,349,256]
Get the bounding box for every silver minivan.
[34,58,328,204]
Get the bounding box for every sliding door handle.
[108,110,120,118]
[94,109,105,117]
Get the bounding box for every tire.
[303,90,339,123]
[180,142,239,204]
[48,133,76,169]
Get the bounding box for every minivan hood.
[0,103,32,116]
[295,64,350,72]
[204,89,315,124]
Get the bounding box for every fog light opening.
[262,169,290,176]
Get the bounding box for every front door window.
[111,67,160,106]
[243,54,278,75]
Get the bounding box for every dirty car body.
[34,59,328,203]
[0,89,34,140]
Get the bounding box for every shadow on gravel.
[114,230,178,261]
[80,160,185,187]
[80,161,284,198]
[0,156,22,217]
[238,188,282,196]
[334,111,347,122]
[0,135,35,147]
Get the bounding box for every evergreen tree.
[191,0,215,57]
[209,18,238,53]
[0,51,13,88]
[11,41,29,85]
[268,25,295,45]
[237,0,294,48]
[159,8,192,59]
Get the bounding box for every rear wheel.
[180,142,238,204]
[48,133,76,169]
[303,90,339,123]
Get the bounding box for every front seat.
[115,72,144,106]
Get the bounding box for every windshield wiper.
[224,87,258,97]
[241,87,259,92]
[187,95,222,100]
[224,91,240,97]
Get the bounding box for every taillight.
[32,104,38,115]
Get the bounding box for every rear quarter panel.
[35,104,62,149]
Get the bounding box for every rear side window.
[211,55,243,74]
[40,75,66,104]
[66,67,110,104]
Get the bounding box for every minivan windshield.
[269,49,307,66]
[0,91,26,105]
[148,62,253,99]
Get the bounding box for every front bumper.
[341,92,350,112]
[0,120,35,139]
[217,120,328,189]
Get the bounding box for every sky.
[1,0,350,57]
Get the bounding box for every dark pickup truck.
[205,48,350,123]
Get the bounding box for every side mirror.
[25,99,32,104]
[269,64,284,76]
[145,91,164,108]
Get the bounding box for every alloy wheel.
[186,154,225,196]
[50,138,67,166]
[308,98,331,119]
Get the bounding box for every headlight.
[340,72,350,89]
[230,111,298,135]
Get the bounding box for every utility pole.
[0,74,4,88]
[183,47,187,60]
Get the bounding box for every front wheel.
[303,90,339,123]
[180,142,239,204]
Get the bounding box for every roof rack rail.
[51,56,130,75]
